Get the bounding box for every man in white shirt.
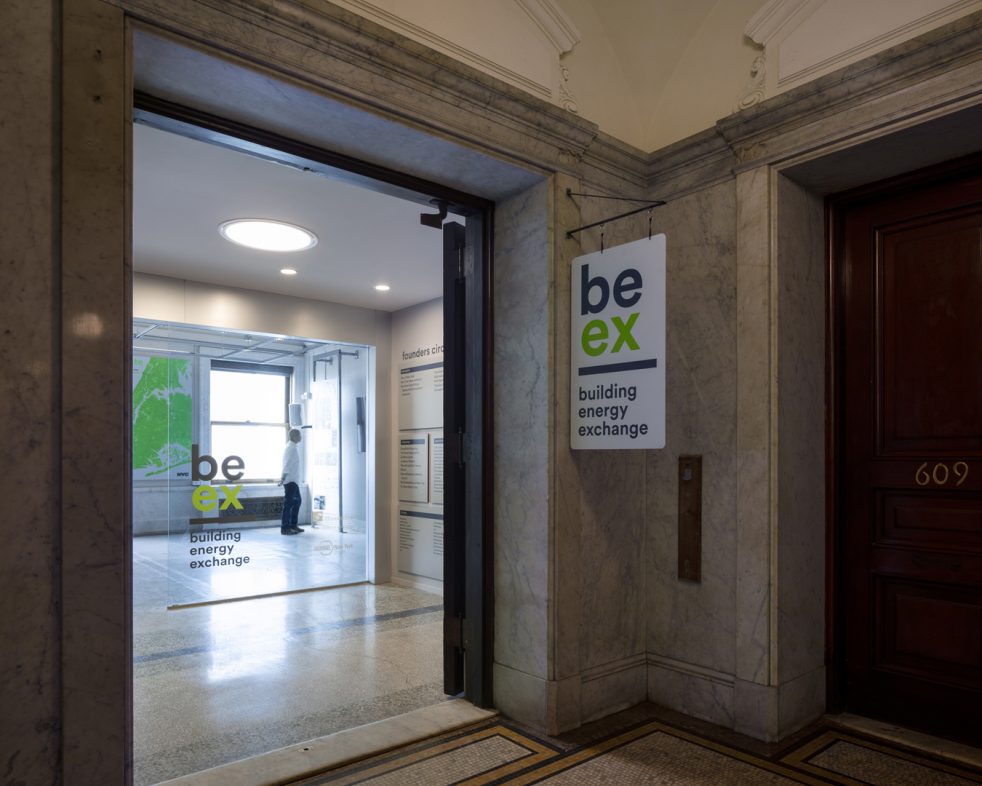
[279,428,304,535]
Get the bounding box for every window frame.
[209,359,293,483]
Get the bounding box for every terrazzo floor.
[133,531,447,786]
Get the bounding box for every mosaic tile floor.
[289,717,982,785]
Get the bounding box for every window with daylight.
[209,361,292,481]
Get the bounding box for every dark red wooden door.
[836,164,982,743]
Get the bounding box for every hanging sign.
[570,234,666,449]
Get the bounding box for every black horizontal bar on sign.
[578,358,658,376]
[565,189,666,238]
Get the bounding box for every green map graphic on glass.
[132,356,192,479]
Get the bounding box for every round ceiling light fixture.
[374,284,391,291]
[219,219,318,252]
[280,268,298,276]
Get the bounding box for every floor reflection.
[132,534,444,786]
[135,524,368,606]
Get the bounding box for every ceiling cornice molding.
[324,0,555,98]
[745,0,824,46]
[647,9,982,192]
[514,0,581,54]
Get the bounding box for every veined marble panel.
[60,1,132,783]
[553,175,585,684]
[576,450,646,669]
[734,167,774,688]
[775,175,826,684]
[494,180,552,681]
[645,181,739,678]
[0,2,60,783]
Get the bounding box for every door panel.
[441,217,492,706]
[880,213,982,452]
[837,164,982,742]
[443,221,466,696]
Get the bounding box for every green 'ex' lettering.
[611,313,639,352]
[581,312,640,357]
[581,319,608,357]
[192,485,244,512]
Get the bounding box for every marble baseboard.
[580,654,647,725]
[494,655,646,734]
[648,656,825,742]
[647,654,736,729]
[492,663,580,735]
[734,667,826,742]
[493,663,552,733]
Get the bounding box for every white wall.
[134,272,394,580]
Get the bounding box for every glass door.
[308,346,369,584]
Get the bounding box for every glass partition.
[131,321,371,608]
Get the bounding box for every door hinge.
[447,613,464,649]
[452,428,465,467]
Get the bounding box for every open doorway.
[131,104,490,783]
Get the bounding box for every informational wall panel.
[429,432,444,505]
[393,299,446,585]
[398,436,429,502]
[398,360,443,430]
[397,507,444,580]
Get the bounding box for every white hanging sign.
[570,234,666,449]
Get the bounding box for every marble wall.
[774,174,827,735]
[492,179,554,724]
[60,1,133,782]
[0,2,60,782]
[562,190,652,727]
[645,181,740,727]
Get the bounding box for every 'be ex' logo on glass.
[570,234,666,450]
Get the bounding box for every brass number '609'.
[915,461,969,487]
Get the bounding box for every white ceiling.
[132,122,446,313]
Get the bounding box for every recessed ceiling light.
[280,268,298,276]
[219,219,318,252]
[374,284,391,291]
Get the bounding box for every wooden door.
[834,162,982,742]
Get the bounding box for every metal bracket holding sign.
[571,234,666,449]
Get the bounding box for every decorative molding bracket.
[736,53,766,110]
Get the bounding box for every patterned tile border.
[782,730,982,785]
[294,724,560,785]
[295,718,982,785]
